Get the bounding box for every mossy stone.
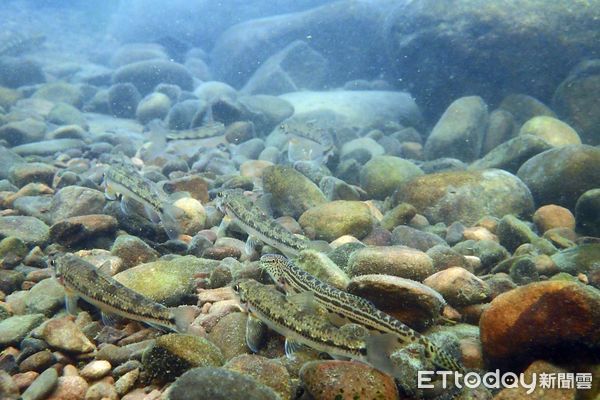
[518,116,581,147]
[359,156,423,200]
[298,200,373,241]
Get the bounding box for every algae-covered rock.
[517,144,600,209]
[111,234,159,269]
[300,360,399,400]
[0,118,46,146]
[395,169,534,225]
[24,278,65,316]
[0,216,49,246]
[262,165,326,218]
[112,60,194,95]
[453,240,509,272]
[470,134,552,173]
[142,334,224,382]
[167,367,280,400]
[380,203,417,231]
[298,200,372,241]
[8,162,57,187]
[551,244,600,275]
[294,250,350,290]
[359,155,423,200]
[518,116,581,147]
[114,256,219,305]
[49,186,106,223]
[390,225,446,252]
[225,355,292,400]
[135,92,171,124]
[347,246,434,281]
[424,96,488,162]
[496,215,539,253]
[423,267,491,307]
[575,189,600,237]
[0,314,45,346]
[207,312,250,361]
[32,82,82,107]
[347,274,445,330]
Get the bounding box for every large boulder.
[553,59,600,146]
[383,0,600,119]
[241,40,328,95]
[394,169,534,225]
[211,0,395,88]
[517,145,600,209]
[112,60,194,95]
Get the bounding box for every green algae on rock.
[142,334,224,382]
[113,256,219,305]
[394,169,534,226]
[298,200,373,241]
[359,156,423,200]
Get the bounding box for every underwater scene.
[0,0,599,399]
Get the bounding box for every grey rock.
[0,314,45,346]
[49,186,106,223]
[499,94,556,126]
[391,226,447,252]
[0,57,45,88]
[13,196,53,222]
[136,92,171,124]
[167,367,280,400]
[517,145,600,209]
[8,162,57,187]
[575,189,600,237]
[0,147,24,179]
[47,102,87,128]
[424,96,488,162]
[234,138,265,160]
[0,216,49,246]
[110,43,168,68]
[242,40,328,95]
[112,60,193,95]
[0,269,25,295]
[108,83,141,118]
[167,99,202,130]
[11,139,85,156]
[238,95,294,134]
[21,367,58,400]
[470,134,552,174]
[359,156,423,200]
[24,278,65,316]
[481,109,517,155]
[0,118,46,146]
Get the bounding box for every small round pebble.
[80,360,111,381]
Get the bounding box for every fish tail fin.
[365,333,403,379]
[171,305,199,333]
[160,202,184,240]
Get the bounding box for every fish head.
[259,254,288,285]
[48,254,65,285]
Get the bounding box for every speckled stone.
[41,316,96,353]
[298,200,373,241]
[46,376,88,400]
[79,360,111,381]
[0,314,45,346]
[347,246,434,282]
[0,216,49,246]
[300,360,399,400]
[423,267,491,307]
[225,355,292,400]
[207,312,250,361]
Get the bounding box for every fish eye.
[232,283,240,293]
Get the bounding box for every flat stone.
[8,163,57,187]
[299,200,373,241]
[24,278,65,316]
[50,214,118,246]
[21,367,58,400]
[347,245,434,281]
[423,267,491,307]
[0,216,49,246]
[224,355,292,400]
[0,314,45,346]
[41,316,96,353]
[11,139,85,156]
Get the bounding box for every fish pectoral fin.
[364,333,403,379]
[286,291,319,314]
[143,203,161,224]
[104,184,118,201]
[284,339,305,359]
[244,236,260,256]
[119,196,141,217]
[217,216,231,237]
[171,305,199,334]
[101,312,122,328]
[245,314,267,353]
[64,293,79,315]
[159,203,183,241]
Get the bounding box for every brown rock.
[163,175,209,203]
[225,354,292,400]
[423,267,491,307]
[79,360,111,381]
[300,360,399,400]
[493,360,576,400]
[347,274,445,330]
[463,226,498,242]
[533,204,576,233]
[84,380,118,400]
[19,350,56,372]
[42,316,96,354]
[47,376,88,400]
[480,281,600,368]
[12,370,38,390]
[50,214,117,246]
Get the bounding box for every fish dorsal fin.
[284,339,305,359]
[245,314,267,353]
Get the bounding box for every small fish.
[279,116,335,165]
[233,279,402,378]
[214,189,312,257]
[165,122,225,141]
[0,32,46,57]
[103,162,182,240]
[259,254,465,373]
[51,253,196,333]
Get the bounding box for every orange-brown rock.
[480,281,600,368]
[533,204,575,233]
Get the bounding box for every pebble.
[46,376,89,400]
[300,360,399,400]
[79,360,111,381]
[423,267,491,307]
[0,216,50,246]
[41,316,96,354]
[114,368,139,396]
[347,245,434,281]
[391,225,447,251]
[24,278,65,316]
[347,274,445,330]
[359,155,423,200]
[532,204,576,233]
[19,350,56,373]
[294,250,350,290]
[50,214,118,246]
[207,312,250,361]
[84,380,118,400]
[12,370,38,390]
[49,186,106,224]
[8,162,57,188]
[21,367,57,400]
